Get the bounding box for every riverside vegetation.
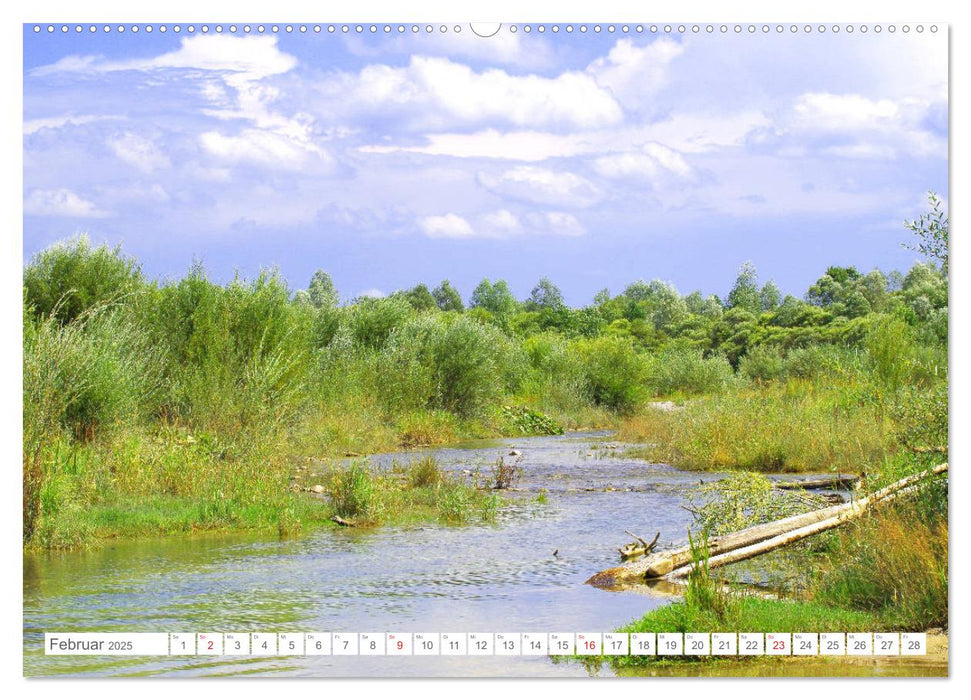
[23,194,947,579]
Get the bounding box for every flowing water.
[24,431,931,677]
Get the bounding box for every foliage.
[306,270,339,309]
[407,455,444,488]
[432,279,464,312]
[574,335,648,412]
[904,192,948,272]
[685,471,826,535]
[648,347,734,396]
[23,235,143,324]
[329,463,376,519]
[499,405,564,435]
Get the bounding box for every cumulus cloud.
[478,166,602,207]
[107,132,170,172]
[24,188,107,217]
[593,142,692,181]
[200,128,331,169]
[587,38,684,111]
[417,208,584,239]
[779,92,946,160]
[419,213,476,239]
[326,56,623,130]
[792,93,901,131]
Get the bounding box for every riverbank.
[25,405,611,550]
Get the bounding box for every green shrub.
[23,306,161,444]
[574,335,647,412]
[407,456,444,488]
[649,347,735,395]
[347,296,414,351]
[499,405,564,435]
[329,464,376,519]
[866,315,917,389]
[379,315,516,416]
[739,345,786,383]
[24,235,143,323]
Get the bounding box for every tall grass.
[619,376,896,473]
[814,503,948,630]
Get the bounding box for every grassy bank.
[619,342,945,474]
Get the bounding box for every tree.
[759,280,781,311]
[905,191,948,273]
[469,278,518,316]
[726,262,760,314]
[307,270,338,308]
[528,277,565,310]
[593,288,611,307]
[432,280,464,312]
[401,283,437,312]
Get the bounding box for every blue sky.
[23,24,948,305]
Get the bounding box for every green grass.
[619,377,900,473]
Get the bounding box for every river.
[24,430,902,677]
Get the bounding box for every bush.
[24,235,143,323]
[783,345,848,379]
[407,456,444,488]
[347,296,414,351]
[865,315,917,389]
[574,335,647,412]
[24,306,161,445]
[379,315,516,416]
[329,464,376,519]
[739,345,786,383]
[649,347,735,395]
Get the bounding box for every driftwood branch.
[588,463,947,588]
[330,515,357,527]
[618,530,661,559]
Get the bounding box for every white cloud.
[417,209,584,239]
[106,132,170,172]
[478,166,602,207]
[481,209,522,235]
[360,111,770,162]
[528,211,585,237]
[587,38,684,111]
[34,35,296,79]
[200,128,331,170]
[329,56,623,130]
[419,213,476,239]
[24,113,123,135]
[24,189,107,217]
[593,143,692,181]
[792,93,901,131]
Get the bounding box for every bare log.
[587,463,946,588]
[330,515,357,527]
[774,475,860,490]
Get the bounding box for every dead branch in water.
[618,531,660,559]
[587,463,947,588]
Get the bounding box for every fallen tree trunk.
[586,463,946,588]
[773,475,860,490]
